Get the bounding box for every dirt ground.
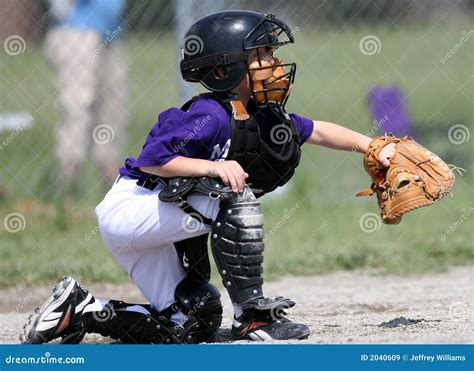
[1,266,472,344]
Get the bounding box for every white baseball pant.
[95,176,220,315]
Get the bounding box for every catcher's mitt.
[357,135,455,224]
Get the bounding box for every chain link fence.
[0,0,472,202]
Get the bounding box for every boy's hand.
[208,161,249,193]
[378,143,396,167]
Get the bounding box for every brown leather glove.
[357,135,455,224]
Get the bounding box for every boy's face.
[231,47,275,97]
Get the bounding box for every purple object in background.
[368,86,413,136]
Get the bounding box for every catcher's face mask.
[248,56,295,107]
[244,14,296,109]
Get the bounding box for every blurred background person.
[44,0,128,198]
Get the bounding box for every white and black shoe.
[231,309,310,341]
[21,276,94,344]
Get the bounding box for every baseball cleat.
[231,309,310,341]
[20,276,94,344]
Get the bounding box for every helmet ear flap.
[200,61,248,92]
[214,66,229,79]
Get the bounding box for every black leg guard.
[173,234,222,342]
[82,279,223,344]
[211,186,265,307]
[82,300,181,344]
[209,187,309,341]
[174,233,211,284]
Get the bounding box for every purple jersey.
[120,97,314,179]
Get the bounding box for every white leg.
[45,27,101,181]
[110,241,186,312]
[95,178,220,311]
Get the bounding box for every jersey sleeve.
[132,100,230,168]
[131,118,182,167]
[289,112,314,144]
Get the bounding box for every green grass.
[0,25,473,287]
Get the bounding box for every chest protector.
[225,100,301,195]
[181,95,302,196]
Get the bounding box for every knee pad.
[210,186,265,307]
[175,278,223,342]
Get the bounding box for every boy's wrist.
[205,160,217,177]
[357,136,372,153]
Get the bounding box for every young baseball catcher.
[22,10,454,344]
